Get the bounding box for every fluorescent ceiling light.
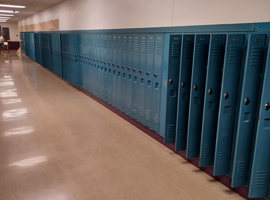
[0,10,19,14]
[0,17,10,19]
[0,4,25,9]
[0,14,13,16]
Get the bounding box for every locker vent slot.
[216,151,230,167]
[167,124,176,138]
[170,43,181,57]
[253,171,268,189]
[235,161,248,179]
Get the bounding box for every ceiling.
[0,0,64,23]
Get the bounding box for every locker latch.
[181,82,185,88]
[224,92,229,99]
[169,78,173,84]
[265,102,270,110]
[193,85,198,91]
[208,88,213,95]
[244,98,250,105]
[154,74,158,78]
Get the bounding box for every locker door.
[249,38,270,198]
[161,34,182,141]
[175,35,195,151]
[97,34,102,98]
[60,34,67,80]
[214,34,246,176]
[151,34,164,134]
[199,34,226,166]
[137,34,146,123]
[80,34,87,90]
[186,34,210,159]
[144,34,155,128]
[103,34,108,102]
[126,34,134,117]
[121,34,128,113]
[112,34,118,107]
[107,34,113,105]
[116,35,122,110]
[232,34,267,188]
[132,34,140,120]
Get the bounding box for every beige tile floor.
[0,51,244,200]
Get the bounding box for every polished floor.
[0,51,244,200]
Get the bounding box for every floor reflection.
[9,156,47,167]
[2,108,28,121]
[1,98,22,104]
[4,126,34,136]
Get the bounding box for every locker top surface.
[21,22,265,34]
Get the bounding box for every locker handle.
[108,62,110,66]
[146,72,150,76]
[169,79,173,84]
[139,70,143,74]
[117,64,120,68]
[154,74,158,78]
[133,68,136,72]
[265,102,270,110]
[112,64,115,67]
[224,92,229,99]
[127,67,131,70]
[121,66,125,69]
[193,85,198,91]
[181,82,185,88]
[208,88,213,95]
[103,61,106,64]
[244,98,250,105]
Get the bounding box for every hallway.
[0,51,244,200]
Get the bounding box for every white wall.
[0,22,19,41]
[19,0,270,30]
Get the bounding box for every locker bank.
[1,1,270,200]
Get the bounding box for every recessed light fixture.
[0,17,10,18]
[0,4,25,9]
[0,10,19,14]
[0,14,13,16]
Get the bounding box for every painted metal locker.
[151,34,164,134]
[100,34,108,102]
[144,34,155,129]
[214,34,246,176]
[79,34,88,91]
[93,34,99,97]
[70,34,81,87]
[121,34,128,114]
[186,34,210,159]
[137,34,146,123]
[231,34,267,188]
[175,35,195,151]
[116,35,122,110]
[96,34,103,98]
[89,34,95,94]
[34,33,42,65]
[199,34,226,166]
[249,38,270,198]
[111,34,118,108]
[131,34,140,120]
[126,34,134,117]
[161,34,182,141]
[107,34,113,105]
